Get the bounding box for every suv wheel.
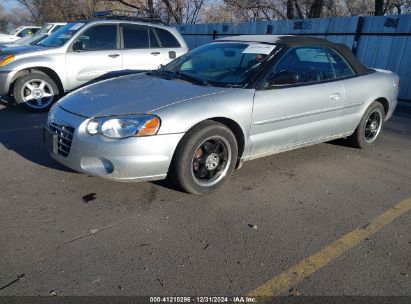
[13,73,60,112]
[170,120,238,195]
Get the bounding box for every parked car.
[0,23,66,49]
[0,14,188,111]
[0,26,41,43]
[44,35,399,194]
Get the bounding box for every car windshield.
[37,22,86,47]
[29,34,48,45]
[38,24,54,34]
[156,42,278,87]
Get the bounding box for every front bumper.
[48,105,184,182]
[0,70,16,96]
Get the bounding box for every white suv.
[0,13,188,111]
[0,26,41,43]
[0,23,66,48]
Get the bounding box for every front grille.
[49,117,75,157]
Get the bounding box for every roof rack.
[93,10,162,23]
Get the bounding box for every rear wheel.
[170,121,238,195]
[347,101,385,148]
[13,73,59,112]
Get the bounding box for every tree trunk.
[162,0,182,23]
[286,0,294,19]
[294,1,304,19]
[308,0,324,18]
[147,0,154,17]
[375,0,384,15]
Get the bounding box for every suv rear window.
[122,24,149,49]
[155,28,180,48]
[149,28,160,48]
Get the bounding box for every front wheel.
[347,101,385,148]
[170,121,238,195]
[13,73,60,112]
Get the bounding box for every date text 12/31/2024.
[150,296,257,303]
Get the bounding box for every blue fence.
[175,15,411,102]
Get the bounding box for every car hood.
[0,43,19,49]
[0,34,16,43]
[58,73,227,118]
[0,44,47,56]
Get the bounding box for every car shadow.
[326,137,351,147]
[0,103,74,172]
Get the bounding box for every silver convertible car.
[44,35,399,194]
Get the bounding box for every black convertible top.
[217,35,368,75]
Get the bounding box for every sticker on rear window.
[69,23,85,31]
[242,44,276,55]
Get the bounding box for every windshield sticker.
[242,44,276,55]
[69,23,85,31]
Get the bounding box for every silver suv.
[0,16,188,112]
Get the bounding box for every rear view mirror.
[73,41,85,52]
[270,70,300,86]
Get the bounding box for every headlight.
[86,115,161,139]
[0,55,14,67]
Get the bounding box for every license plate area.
[43,126,58,155]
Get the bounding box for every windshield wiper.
[147,69,210,86]
[146,69,171,79]
[173,71,211,86]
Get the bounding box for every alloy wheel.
[364,109,383,143]
[191,137,232,187]
[20,79,54,109]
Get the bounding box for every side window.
[122,24,149,49]
[326,49,355,79]
[78,25,117,51]
[18,28,32,37]
[149,28,160,48]
[267,46,335,87]
[155,28,180,48]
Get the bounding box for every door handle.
[108,54,120,58]
[329,93,340,101]
[151,52,161,56]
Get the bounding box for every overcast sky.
[3,0,23,11]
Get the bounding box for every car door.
[65,24,122,90]
[324,48,360,135]
[121,24,164,72]
[250,46,345,158]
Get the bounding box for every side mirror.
[73,41,85,52]
[270,70,300,86]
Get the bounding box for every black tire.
[13,73,60,112]
[347,101,385,149]
[169,120,238,195]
